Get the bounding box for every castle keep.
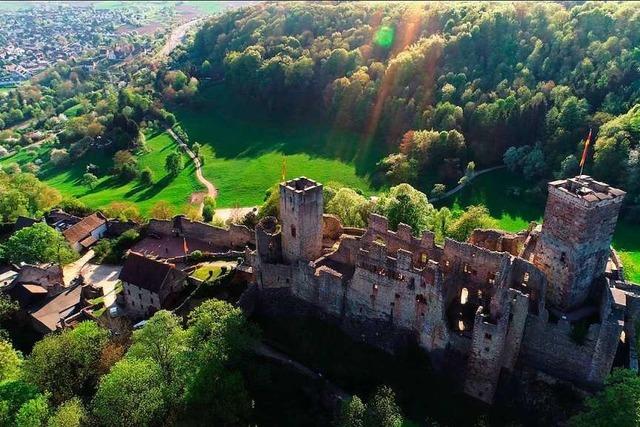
[249,176,631,404]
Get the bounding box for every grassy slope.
[437,168,640,283]
[0,131,201,215]
[172,84,382,207]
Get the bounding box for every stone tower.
[533,175,625,310]
[279,177,323,264]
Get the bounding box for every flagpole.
[579,128,592,177]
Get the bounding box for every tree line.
[178,2,640,220]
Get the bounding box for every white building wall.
[123,282,161,316]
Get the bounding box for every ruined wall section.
[501,288,529,370]
[441,239,511,307]
[520,306,622,386]
[147,219,174,236]
[417,261,450,353]
[346,241,439,331]
[464,303,511,404]
[469,229,526,256]
[361,214,443,266]
[147,217,255,249]
[509,258,546,315]
[255,216,282,264]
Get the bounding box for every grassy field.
[0,131,202,215]
[437,168,640,283]
[0,87,15,95]
[173,84,383,208]
[63,103,83,118]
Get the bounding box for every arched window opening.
[460,288,469,305]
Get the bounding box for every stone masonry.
[250,176,629,404]
[534,176,625,309]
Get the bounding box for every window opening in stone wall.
[460,288,469,305]
[463,263,471,274]
[291,225,296,238]
[488,272,496,284]
[421,253,428,263]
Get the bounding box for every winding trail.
[166,127,217,199]
[430,165,506,203]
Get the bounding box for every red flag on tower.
[579,128,593,173]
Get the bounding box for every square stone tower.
[533,176,625,310]
[279,177,324,264]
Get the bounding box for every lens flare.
[374,26,394,48]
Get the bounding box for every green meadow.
[0,131,201,215]
[437,168,640,283]
[172,84,383,208]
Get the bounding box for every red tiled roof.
[62,213,105,245]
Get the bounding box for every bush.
[190,250,204,262]
[140,167,154,186]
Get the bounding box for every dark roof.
[63,213,105,245]
[14,216,40,232]
[29,284,82,332]
[119,252,179,293]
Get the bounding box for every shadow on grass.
[135,174,177,202]
[172,83,388,180]
[435,169,545,226]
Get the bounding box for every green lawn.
[172,84,383,208]
[437,168,640,283]
[0,87,15,95]
[0,131,202,215]
[62,103,84,118]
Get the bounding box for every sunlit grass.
[0,131,202,215]
[172,83,382,208]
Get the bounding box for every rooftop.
[119,252,180,293]
[62,213,106,245]
[282,176,321,192]
[549,175,626,203]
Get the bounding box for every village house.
[119,252,187,317]
[4,263,86,334]
[62,212,107,252]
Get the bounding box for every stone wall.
[147,219,174,236]
[534,177,625,309]
[147,216,255,249]
[106,219,138,237]
[469,229,525,256]
[520,309,621,387]
[464,306,510,403]
[280,177,324,263]
[360,214,442,266]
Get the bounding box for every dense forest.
[177,1,640,220]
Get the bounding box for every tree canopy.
[1,223,77,266]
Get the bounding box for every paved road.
[80,263,122,308]
[63,250,95,287]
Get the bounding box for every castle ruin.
[249,176,632,404]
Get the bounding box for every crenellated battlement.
[251,176,630,405]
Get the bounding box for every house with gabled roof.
[62,212,107,252]
[119,252,187,317]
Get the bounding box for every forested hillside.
[177,1,640,219]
